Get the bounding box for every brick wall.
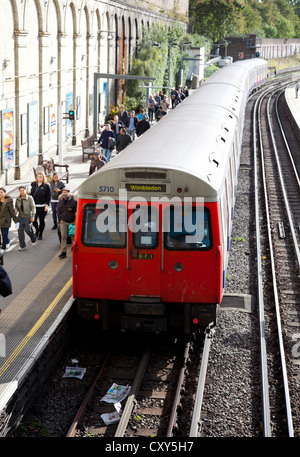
[221,35,300,62]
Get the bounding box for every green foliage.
[263,24,278,37]
[126,22,210,102]
[190,0,244,42]
[275,16,295,37]
[190,0,300,40]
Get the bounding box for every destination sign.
[125,183,166,192]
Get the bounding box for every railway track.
[66,328,213,438]
[253,80,300,436]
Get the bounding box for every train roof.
[78,59,266,200]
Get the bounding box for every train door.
[161,204,218,304]
[128,204,161,298]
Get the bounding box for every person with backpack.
[57,188,77,259]
[97,124,115,162]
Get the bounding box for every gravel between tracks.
[200,107,262,437]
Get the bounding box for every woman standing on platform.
[30,171,51,240]
[0,187,18,252]
[50,173,65,230]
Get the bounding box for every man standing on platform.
[116,128,132,154]
[57,188,77,259]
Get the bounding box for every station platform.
[284,83,300,139]
[0,103,185,432]
[0,140,92,422]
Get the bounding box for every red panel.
[73,199,223,305]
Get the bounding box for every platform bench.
[81,134,98,162]
[33,158,69,183]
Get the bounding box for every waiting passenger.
[50,173,65,230]
[98,124,115,162]
[147,94,156,122]
[116,128,132,154]
[57,188,77,259]
[154,91,161,115]
[136,115,151,137]
[29,171,51,240]
[89,151,107,175]
[110,115,125,144]
[156,106,167,121]
[296,81,300,99]
[183,86,189,98]
[0,187,18,252]
[160,95,169,112]
[125,110,138,140]
[171,88,177,109]
[15,185,36,251]
[118,105,128,125]
[137,108,148,121]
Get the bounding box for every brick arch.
[23,0,43,31]
[45,0,62,33]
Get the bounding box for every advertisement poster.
[28,101,38,156]
[21,113,27,145]
[2,108,14,169]
[76,95,81,120]
[50,104,57,139]
[99,81,107,125]
[66,91,73,137]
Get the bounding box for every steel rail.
[263,90,299,436]
[270,93,300,270]
[276,86,300,190]
[189,325,213,437]
[254,81,295,437]
[114,345,152,437]
[253,86,273,437]
[166,335,194,437]
[66,352,111,437]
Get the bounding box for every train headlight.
[109,260,118,269]
[174,262,183,272]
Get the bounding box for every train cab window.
[82,204,126,248]
[164,206,212,250]
[132,206,158,249]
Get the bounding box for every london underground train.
[73,58,267,333]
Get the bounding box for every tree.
[275,16,295,36]
[263,24,278,37]
[126,23,209,101]
[242,1,264,35]
[190,0,244,42]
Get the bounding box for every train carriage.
[73,59,267,333]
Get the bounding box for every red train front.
[73,190,222,333]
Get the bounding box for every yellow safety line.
[0,253,71,335]
[0,277,72,379]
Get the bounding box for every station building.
[0,0,188,184]
[220,34,300,62]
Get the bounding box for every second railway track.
[254,81,300,436]
[67,329,213,438]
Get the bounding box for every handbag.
[57,225,72,245]
[0,266,12,297]
[108,138,115,150]
[68,223,75,236]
